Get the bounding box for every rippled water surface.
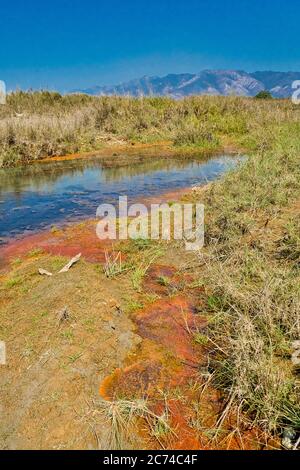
[0,154,240,243]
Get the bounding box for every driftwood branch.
[59,253,81,273]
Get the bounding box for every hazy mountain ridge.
[73,70,300,98]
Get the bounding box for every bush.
[255,90,273,100]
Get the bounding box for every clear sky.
[0,0,299,92]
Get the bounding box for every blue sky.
[0,0,299,91]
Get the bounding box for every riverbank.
[1,92,295,167]
[1,137,299,448]
[0,213,281,450]
[0,94,299,450]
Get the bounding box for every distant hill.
[73,70,300,98]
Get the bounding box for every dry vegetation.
[189,118,300,439]
[0,92,300,448]
[1,90,299,167]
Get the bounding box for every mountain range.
[73,70,300,99]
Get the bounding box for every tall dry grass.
[1,91,300,166]
[193,125,300,438]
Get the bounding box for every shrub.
[254,90,273,100]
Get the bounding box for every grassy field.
[1,91,299,167]
[0,93,299,448]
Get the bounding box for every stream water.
[0,154,240,244]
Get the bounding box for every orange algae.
[98,264,278,450]
[35,141,173,164]
[134,296,207,365]
[98,292,210,449]
[0,220,114,270]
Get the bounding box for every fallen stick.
[59,253,81,273]
[38,268,53,276]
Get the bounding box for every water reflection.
[0,154,240,242]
